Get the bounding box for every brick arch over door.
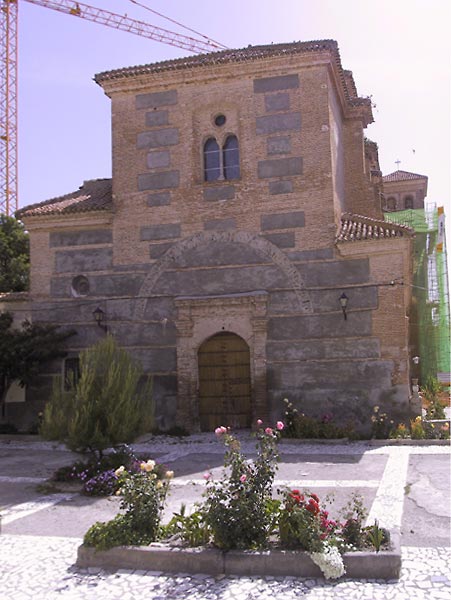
[133,230,313,320]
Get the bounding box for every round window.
[71,275,90,297]
[214,114,226,127]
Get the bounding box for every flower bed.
[76,533,401,580]
[78,422,401,580]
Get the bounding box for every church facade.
[10,40,416,433]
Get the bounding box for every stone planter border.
[77,530,401,580]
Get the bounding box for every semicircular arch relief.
[133,230,313,320]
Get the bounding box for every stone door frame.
[174,291,268,432]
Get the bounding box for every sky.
[16,0,451,249]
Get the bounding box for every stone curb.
[76,531,401,580]
[0,434,449,449]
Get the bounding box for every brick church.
[8,40,417,433]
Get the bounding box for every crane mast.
[0,0,225,216]
[0,0,18,216]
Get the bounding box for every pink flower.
[203,472,212,480]
[240,474,247,483]
[276,421,284,431]
[257,419,263,427]
[265,427,273,435]
[215,426,227,436]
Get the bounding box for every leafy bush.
[203,423,282,550]
[370,406,394,439]
[282,398,354,439]
[40,336,154,458]
[83,514,154,551]
[279,490,329,552]
[83,460,172,550]
[163,504,211,547]
[410,416,426,440]
[339,493,368,548]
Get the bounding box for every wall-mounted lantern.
[93,307,107,332]
[339,293,349,321]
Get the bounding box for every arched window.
[223,135,240,180]
[404,196,414,209]
[204,138,220,182]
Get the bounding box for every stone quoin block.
[145,110,169,127]
[203,218,237,231]
[55,248,112,274]
[267,136,292,155]
[253,73,299,93]
[261,211,305,230]
[140,223,181,241]
[49,229,112,247]
[258,157,303,179]
[149,242,174,259]
[263,232,295,248]
[135,89,178,109]
[203,186,236,201]
[265,92,291,112]
[256,112,301,135]
[268,180,293,195]
[147,192,171,207]
[146,150,171,169]
[137,128,179,149]
[138,171,180,191]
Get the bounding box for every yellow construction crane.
[0,0,226,216]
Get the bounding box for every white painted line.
[365,446,410,530]
[0,475,46,484]
[1,493,77,525]
[172,479,380,488]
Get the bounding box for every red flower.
[310,493,320,503]
[306,499,320,515]
[289,492,301,504]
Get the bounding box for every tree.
[0,312,74,410]
[40,335,154,457]
[0,215,30,292]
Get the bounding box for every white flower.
[309,544,346,580]
[114,465,125,477]
[140,459,156,472]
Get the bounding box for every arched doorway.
[198,332,251,431]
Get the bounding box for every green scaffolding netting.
[385,208,450,387]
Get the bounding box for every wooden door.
[198,332,251,431]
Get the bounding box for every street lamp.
[339,293,349,321]
[93,307,107,332]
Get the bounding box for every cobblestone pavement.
[1,435,450,599]
[0,534,450,600]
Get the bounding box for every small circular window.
[214,114,226,127]
[71,275,90,297]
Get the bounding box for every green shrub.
[163,504,211,547]
[83,514,154,551]
[40,335,154,458]
[83,460,171,550]
[282,398,354,439]
[203,424,281,550]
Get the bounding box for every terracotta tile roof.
[336,213,413,242]
[16,179,112,218]
[95,40,370,112]
[382,170,427,183]
[96,40,340,82]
